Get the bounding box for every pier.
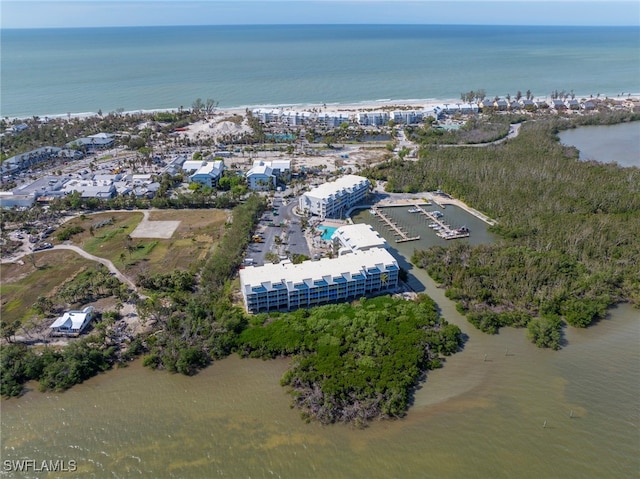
[371,207,420,243]
[413,204,470,240]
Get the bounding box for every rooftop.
[305,174,368,199]
[240,247,397,293]
[332,223,387,252]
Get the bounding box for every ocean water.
[1,24,639,118]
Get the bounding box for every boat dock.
[371,206,420,243]
[413,204,470,240]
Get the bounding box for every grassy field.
[0,251,95,324]
[53,209,229,277]
[1,209,230,326]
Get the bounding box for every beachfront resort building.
[50,306,95,336]
[239,247,399,314]
[299,175,369,219]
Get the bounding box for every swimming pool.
[318,225,338,240]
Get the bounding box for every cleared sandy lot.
[130,218,181,239]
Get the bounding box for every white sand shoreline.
[13,92,638,122]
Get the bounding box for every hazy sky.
[2,0,639,29]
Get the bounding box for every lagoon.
[559,121,640,168]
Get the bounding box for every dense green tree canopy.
[239,295,463,426]
[366,113,640,348]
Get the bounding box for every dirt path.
[52,244,139,291]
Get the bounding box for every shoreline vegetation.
[1,98,638,426]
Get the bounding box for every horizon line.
[3,22,639,30]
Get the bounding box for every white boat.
[407,208,421,213]
[369,209,377,215]
[432,210,444,218]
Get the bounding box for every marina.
[412,204,470,240]
[371,206,420,243]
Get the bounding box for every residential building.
[239,247,399,313]
[519,99,536,110]
[246,161,275,190]
[246,160,291,190]
[493,99,509,110]
[479,99,495,110]
[65,133,115,152]
[357,112,390,126]
[1,147,81,175]
[299,175,369,219]
[268,159,291,182]
[183,160,224,187]
[50,306,95,336]
[566,99,580,110]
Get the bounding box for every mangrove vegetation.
[239,295,462,427]
[365,112,640,348]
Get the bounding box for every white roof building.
[182,160,208,173]
[184,160,224,187]
[61,179,116,198]
[246,160,290,190]
[299,174,369,219]
[246,161,275,190]
[50,306,95,335]
[331,223,387,255]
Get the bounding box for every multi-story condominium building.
[299,175,369,219]
[239,247,399,314]
[357,112,390,126]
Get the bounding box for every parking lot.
[244,193,310,266]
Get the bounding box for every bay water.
[2,205,638,478]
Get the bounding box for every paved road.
[438,122,522,148]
